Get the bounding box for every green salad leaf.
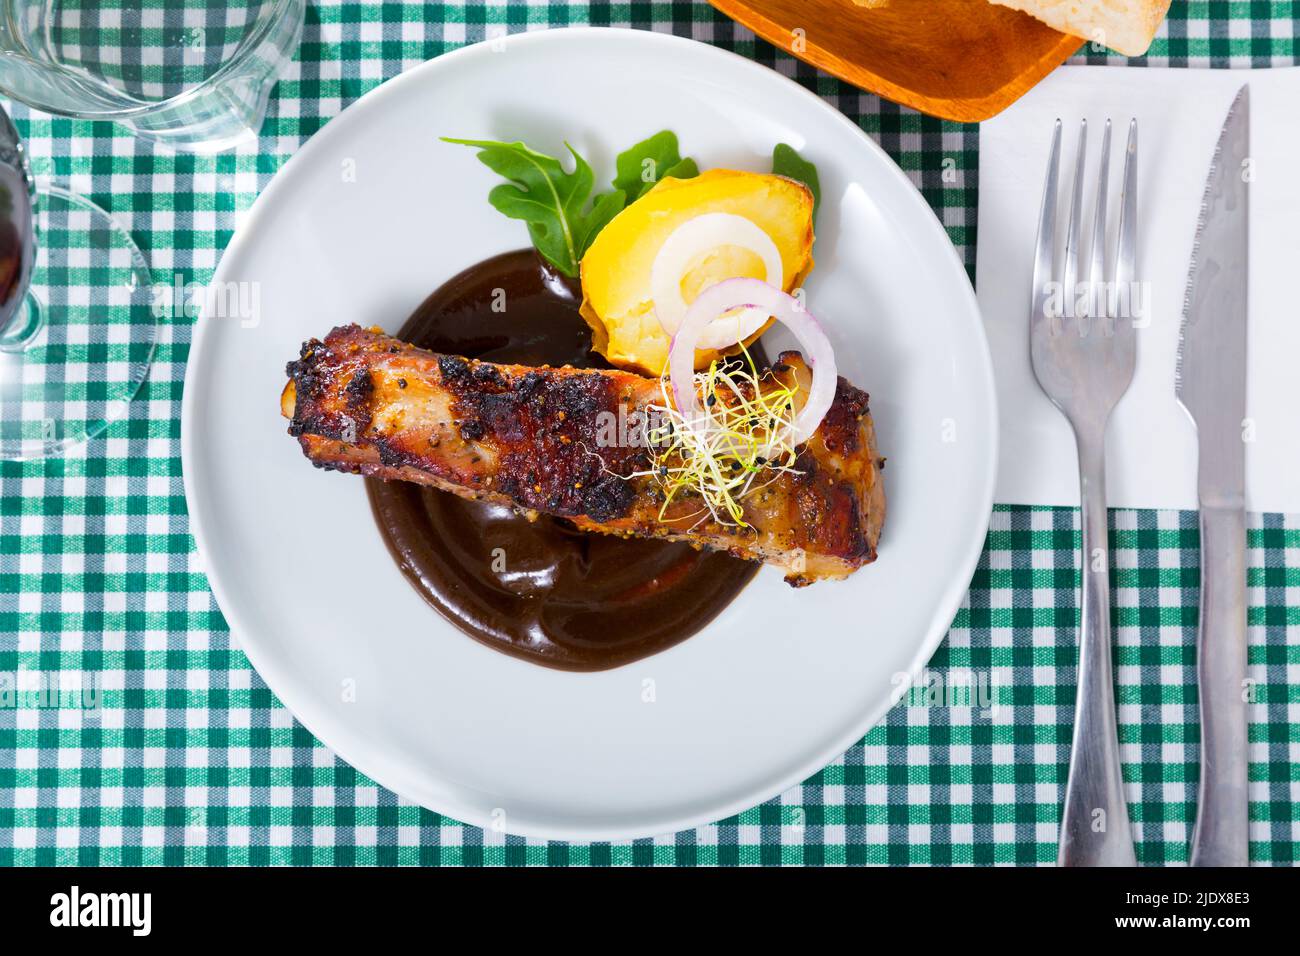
[772,143,821,223]
[444,131,701,275]
[442,137,626,277]
[611,130,698,204]
[444,132,816,277]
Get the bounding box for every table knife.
[1176,84,1250,868]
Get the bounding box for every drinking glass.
[0,0,306,152]
[0,104,154,460]
[0,2,305,459]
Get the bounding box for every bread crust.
[988,0,1171,56]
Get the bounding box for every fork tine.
[1087,120,1112,330]
[1114,119,1138,334]
[1031,120,1062,330]
[1064,120,1087,335]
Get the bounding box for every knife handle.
[1058,431,1136,867]
[1189,505,1250,866]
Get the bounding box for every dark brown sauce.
[366,249,759,671]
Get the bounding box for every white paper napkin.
[977,66,1300,513]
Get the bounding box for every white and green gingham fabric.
[1,1,1296,866]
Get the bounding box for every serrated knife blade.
[1177,85,1250,867]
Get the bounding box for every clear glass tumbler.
[0,0,305,152]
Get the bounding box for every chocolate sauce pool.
[366,249,759,671]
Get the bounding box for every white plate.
[182,27,996,841]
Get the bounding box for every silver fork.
[1031,118,1138,867]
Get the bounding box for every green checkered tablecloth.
[1,2,1296,866]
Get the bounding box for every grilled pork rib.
[282,325,884,584]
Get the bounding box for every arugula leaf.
[660,157,699,183]
[772,143,821,223]
[446,132,830,279]
[573,189,625,260]
[611,131,698,204]
[442,137,626,277]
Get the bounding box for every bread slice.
[988,0,1170,56]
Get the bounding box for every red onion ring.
[668,278,837,448]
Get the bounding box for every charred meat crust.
[285,324,885,584]
[288,327,651,520]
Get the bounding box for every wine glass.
[0,105,154,460]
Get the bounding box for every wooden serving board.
[709,0,1083,122]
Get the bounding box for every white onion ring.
[650,213,783,350]
[669,278,837,448]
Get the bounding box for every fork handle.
[1189,505,1249,866]
[1058,430,1137,867]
